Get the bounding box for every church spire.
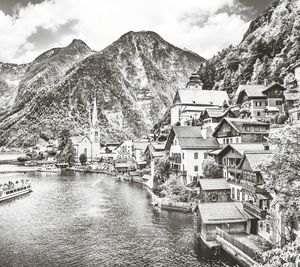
[92,96,98,127]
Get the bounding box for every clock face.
[195,84,198,88]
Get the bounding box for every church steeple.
[186,73,203,90]
[92,96,98,127]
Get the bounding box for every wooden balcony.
[243,201,267,219]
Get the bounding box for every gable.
[213,119,238,138]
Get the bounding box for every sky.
[0,0,273,64]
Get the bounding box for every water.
[0,169,240,267]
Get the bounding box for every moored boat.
[37,165,61,173]
[0,180,32,202]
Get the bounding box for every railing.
[217,132,232,137]
[239,181,265,193]
[216,227,262,262]
[243,201,268,219]
[169,156,182,163]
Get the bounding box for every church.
[170,73,229,126]
[72,97,101,162]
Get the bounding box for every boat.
[114,175,124,182]
[0,180,32,202]
[37,165,61,173]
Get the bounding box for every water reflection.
[0,170,240,266]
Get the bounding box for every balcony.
[240,181,265,193]
[169,156,181,163]
[243,201,267,219]
[218,132,232,137]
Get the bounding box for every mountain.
[0,31,204,147]
[198,0,300,98]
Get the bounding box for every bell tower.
[186,73,203,90]
[90,96,100,144]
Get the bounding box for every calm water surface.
[0,168,240,267]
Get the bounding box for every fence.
[216,227,262,262]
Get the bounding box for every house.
[194,202,251,247]
[133,140,149,169]
[213,118,270,147]
[201,107,236,130]
[165,126,219,184]
[115,140,133,160]
[99,143,119,161]
[234,151,274,239]
[144,142,166,164]
[236,84,285,121]
[198,178,231,203]
[170,73,229,125]
[214,143,267,179]
[71,136,93,161]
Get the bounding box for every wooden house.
[201,107,236,130]
[194,202,251,247]
[212,118,269,147]
[198,179,231,203]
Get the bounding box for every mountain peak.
[68,39,90,48]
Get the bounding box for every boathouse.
[194,202,251,247]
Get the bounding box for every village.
[3,60,300,266]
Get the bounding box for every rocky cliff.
[198,0,300,98]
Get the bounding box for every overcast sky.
[0,0,273,64]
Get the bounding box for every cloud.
[0,0,251,63]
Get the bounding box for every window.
[182,153,184,159]
[211,194,217,202]
[257,111,261,117]
[266,224,270,233]
[174,140,177,146]
[276,100,282,105]
[256,102,261,106]
[235,138,239,143]
[194,165,198,171]
[194,152,198,159]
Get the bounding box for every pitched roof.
[166,126,219,150]
[178,137,219,149]
[71,135,90,145]
[240,151,273,171]
[133,141,149,150]
[213,118,270,136]
[262,83,286,93]
[228,143,266,155]
[199,179,230,191]
[242,85,267,97]
[196,202,248,224]
[176,89,229,107]
[236,85,267,103]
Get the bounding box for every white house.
[165,126,219,184]
[170,73,229,126]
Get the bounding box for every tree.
[254,237,300,267]
[56,129,76,165]
[79,153,87,165]
[259,125,300,244]
[202,156,223,178]
[277,114,287,124]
